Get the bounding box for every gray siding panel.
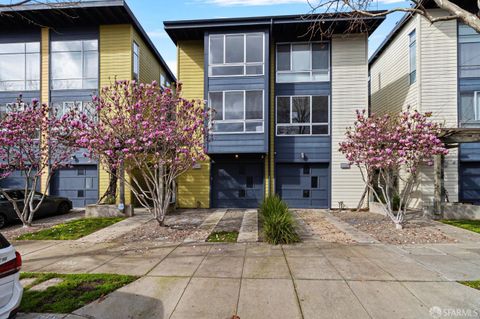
[460,143,480,162]
[275,82,330,96]
[275,136,330,163]
[208,134,265,153]
[459,78,480,92]
[50,26,99,41]
[0,91,39,104]
[0,29,40,43]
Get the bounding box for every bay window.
[0,42,40,91]
[51,39,98,90]
[209,90,264,133]
[276,42,329,83]
[209,33,264,77]
[276,95,329,135]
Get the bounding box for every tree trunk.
[97,169,117,204]
[119,163,125,213]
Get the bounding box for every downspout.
[269,18,273,196]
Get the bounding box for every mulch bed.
[295,210,356,244]
[115,209,212,243]
[331,210,457,244]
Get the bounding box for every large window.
[209,33,264,77]
[409,30,417,84]
[459,24,480,78]
[276,42,329,83]
[52,101,96,119]
[276,95,329,135]
[51,40,98,90]
[133,42,140,80]
[0,42,40,91]
[209,90,264,133]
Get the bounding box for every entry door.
[276,163,329,208]
[460,162,480,204]
[212,161,264,208]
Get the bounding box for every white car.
[0,234,22,319]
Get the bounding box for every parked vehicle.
[0,190,72,228]
[0,233,22,319]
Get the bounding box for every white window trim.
[275,41,330,83]
[275,95,330,137]
[208,33,265,77]
[133,41,140,80]
[474,91,480,121]
[409,29,417,85]
[209,89,264,134]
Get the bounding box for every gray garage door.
[212,161,264,208]
[460,162,480,204]
[50,165,98,207]
[276,163,329,208]
[0,170,39,190]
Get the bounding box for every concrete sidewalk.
[15,241,480,319]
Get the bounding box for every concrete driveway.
[15,240,480,319]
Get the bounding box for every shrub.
[259,196,300,245]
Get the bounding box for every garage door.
[50,165,98,207]
[460,162,480,204]
[212,161,264,208]
[276,163,329,208]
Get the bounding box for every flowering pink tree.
[0,98,84,227]
[339,109,448,229]
[78,80,208,225]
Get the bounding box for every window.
[209,90,264,133]
[276,95,329,135]
[209,33,264,77]
[51,40,98,90]
[0,41,40,91]
[276,42,329,83]
[409,30,416,84]
[160,74,165,87]
[133,42,140,80]
[459,24,480,78]
[52,101,96,119]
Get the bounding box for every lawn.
[459,280,480,291]
[206,231,239,242]
[441,220,480,234]
[20,272,137,313]
[16,217,125,240]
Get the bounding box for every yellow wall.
[132,29,168,85]
[268,42,275,197]
[176,40,210,208]
[39,28,50,194]
[99,24,134,205]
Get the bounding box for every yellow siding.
[99,24,133,205]
[39,28,50,194]
[132,29,168,84]
[269,42,275,197]
[176,40,210,208]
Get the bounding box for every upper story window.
[276,95,329,136]
[459,24,480,78]
[209,33,264,77]
[276,42,329,83]
[0,42,40,91]
[409,30,417,84]
[209,90,264,133]
[51,39,98,90]
[133,41,140,80]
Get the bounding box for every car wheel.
[57,202,70,215]
[0,214,7,229]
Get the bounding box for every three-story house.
[165,13,384,209]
